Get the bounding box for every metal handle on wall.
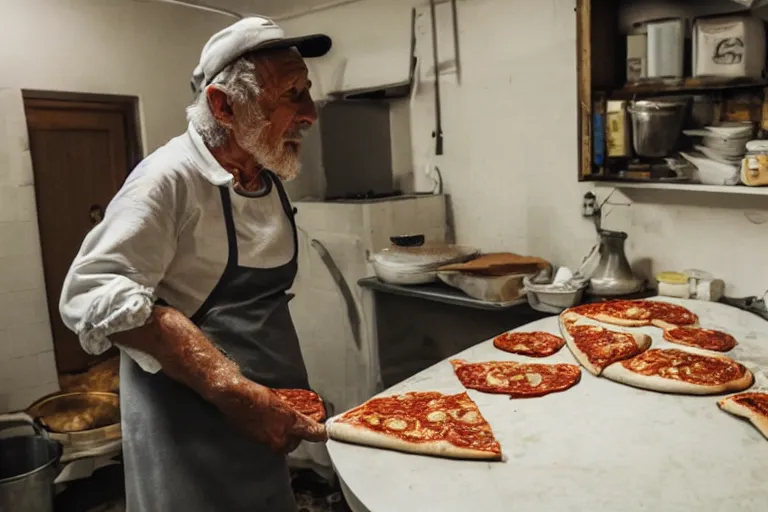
[429,0,444,156]
[309,239,363,351]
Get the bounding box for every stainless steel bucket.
[0,412,62,512]
[627,97,689,157]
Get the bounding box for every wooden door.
[23,92,141,375]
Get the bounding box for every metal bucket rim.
[0,437,61,485]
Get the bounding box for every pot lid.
[372,243,478,269]
[630,97,688,110]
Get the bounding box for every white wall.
[0,0,229,412]
[283,0,768,297]
[0,0,230,152]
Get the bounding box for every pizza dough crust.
[651,319,683,330]
[326,418,502,460]
[602,348,754,395]
[718,395,768,440]
[590,312,650,327]
[558,312,651,376]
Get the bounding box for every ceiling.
[176,0,348,19]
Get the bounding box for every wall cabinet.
[577,0,768,194]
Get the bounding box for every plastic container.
[693,15,766,78]
[647,18,684,79]
[656,271,690,298]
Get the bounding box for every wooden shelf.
[605,77,768,100]
[593,180,768,196]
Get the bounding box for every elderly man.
[59,17,332,511]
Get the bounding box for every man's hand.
[220,382,327,453]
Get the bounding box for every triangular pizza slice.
[326,391,502,460]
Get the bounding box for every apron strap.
[190,186,239,323]
[266,170,296,224]
[218,186,240,269]
[265,171,299,264]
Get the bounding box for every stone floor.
[291,469,351,512]
[59,464,350,512]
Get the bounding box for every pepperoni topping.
[663,327,737,352]
[621,349,747,385]
[493,331,565,357]
[273,389,326,422]
[730,392,768,417]
[451,359,581,398]
[336,391,500,454]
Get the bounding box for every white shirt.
[59,124,294,373]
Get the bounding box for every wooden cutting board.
[438,253,549,277]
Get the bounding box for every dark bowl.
[390,234,425,247]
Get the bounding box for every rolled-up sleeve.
[59,170,179,364]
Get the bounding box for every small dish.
[694,145,742,165]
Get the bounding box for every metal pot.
[628,97,689,157]
[370,242,478,285]
[0,412,62,512]
[26,391,122,460]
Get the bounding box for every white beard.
[234,117,302,182]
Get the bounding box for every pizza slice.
[663,326,737,352]
[565,300,652,327]
[492,331,565,357]
[564,300,698,329]
[273,388,326,422]
[602,347,754,395]
[718,392,768,440]
[645,301,698,329]
[450,359,580,398]
[326,391,501,460]
[559,311,652,376]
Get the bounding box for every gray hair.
[186,56,262,147]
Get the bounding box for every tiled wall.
[0,89,60,413]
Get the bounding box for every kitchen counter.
[357,277,527,310]
[327,298,768,512]
[358,276,657,311]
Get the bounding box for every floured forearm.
[110,305,326,450]
[110,306,266,407]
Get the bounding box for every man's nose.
[296,95,318,126]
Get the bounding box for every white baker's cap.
[190,16,331,93]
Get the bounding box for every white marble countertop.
[327,298,768,512]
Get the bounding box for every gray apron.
[121,172,309,512]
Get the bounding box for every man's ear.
[206,86,235,129]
